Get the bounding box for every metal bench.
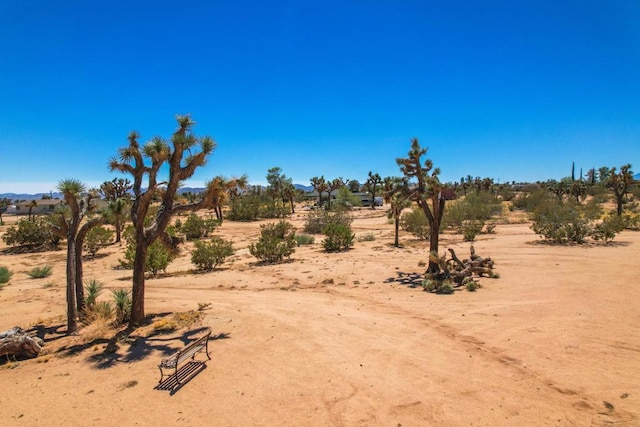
[158,330,211,384]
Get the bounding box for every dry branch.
[0,327,44,359]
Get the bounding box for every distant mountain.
[634,173,640,181]
[0,192,63,201]
[294,184,313,192]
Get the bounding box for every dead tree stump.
[0,327,44,359]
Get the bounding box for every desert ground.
[0,207,639,426]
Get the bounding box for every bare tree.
[109,115,218,326]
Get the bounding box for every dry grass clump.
[152,310,203,333]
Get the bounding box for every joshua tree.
[365,172,382,209]
[310,176,328,208]
[0,197,11,225]
[28,200,37,221]
[109,115,218,326]
[326,178,345,210]
[607,164,634,216]
[383,177,411,247]
[397,138,446,273]
[52,179,103,334]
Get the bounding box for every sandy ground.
[0,208,639,426]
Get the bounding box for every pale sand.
[0,209,638,426]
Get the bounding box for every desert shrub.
[26,265,53,279]
[444,192,502,230]
[531,199,602,244]
[592,215,625,243]
[152,310,203,332]
[400,207,430,239]
[0,266,13,286]
[461,220,484,242]
[112,288,132,325]
[181,213,220,241]
[2,216,60,249]
[484,222,497,234]
[512,189,555,212]
[119,226,177,274]
[333,187,362,210]
[422,278,454,294]
[259,200,291,219]
[228,194,262,221]
[357,232,375,242]
[84,226,114,257]
[304,209,353,234]
[295,234,315,246]
[191,237,235,271]
[249,220,297,263]
[622,209,640,230]
[322,223,355,252]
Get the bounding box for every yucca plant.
[26,265,53,279]
[111,288,132,325]
[84,279,104,309]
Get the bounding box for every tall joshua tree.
[607,164,634,216]
[383,176,411,247]
[53,179,103,334]
[310,176,328,208]
[397,138,446,273]
[365,172,382,209]
[109,114,218,327]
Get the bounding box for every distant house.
[8,199,64,215]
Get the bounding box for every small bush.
[295,234,315,246]
[249,220,297,263]
[465,280,478,292]
[322,223,355,252]
[182,213,220,241]
[2,216,60,249]
[26,265,53,279]
[191,237,235,271]
[591,215,624,243]
[357,232,376,242]
[531,200,600,244]
[422,278,454,294]
[462,220,484,242]
[0,266,13,287]
[304,209,352,234]
[84,226,114,257]
[400,207,430,239]
[146,241,176,276]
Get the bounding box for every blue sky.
[1,0,638,194]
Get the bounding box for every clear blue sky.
[1,0,638,194]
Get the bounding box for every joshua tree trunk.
[66,239,78,334]
[394,217,400,247]
[130,239,148,325]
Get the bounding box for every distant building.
[7,199,64,215]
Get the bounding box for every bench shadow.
[154,361,208,395]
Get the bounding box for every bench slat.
[158,330,211,385]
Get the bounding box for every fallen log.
[0,327,44,359]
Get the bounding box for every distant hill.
[634,172,640,181]
[0,192,63,201]
[1,184,315,201]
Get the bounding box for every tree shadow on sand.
[384,271,424,288]
[55,317,230,370]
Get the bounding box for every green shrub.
[462,220,484,242]
[400,207,430,240]
[295,234,315,246]
[531,200,601,244]
[357,232,375,242]
[119,226,177,274]
[84,226,114,257]
[591,215,625,243]
[304,209,353,234]
[0,266,13,286]
[512,188,555,212]
[465,280,478,292]
[422,278,454,294]
[26,265,53,279]
[322,223,354,252]
[249,220,297,263]
[2,216,60,249]
[191,237,235,271]
[228,194,262,221]
[182,213,220,241]
[444,192,502,230]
